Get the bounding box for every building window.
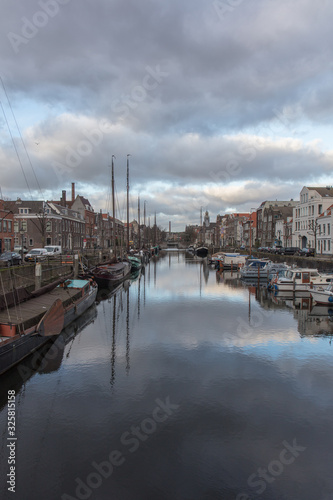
[29,239,33,246]
[4,238,11,250]
[328,241,331,252]
[318,204,322,214]
[328,224,331,235]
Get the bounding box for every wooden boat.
[127,255,142,271]
[91,261,131,289]
[0,278,97,375]
[310,282,333,305]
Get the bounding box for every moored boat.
[274,268,333,293]
[195,246,208,258]
[310,282,333,305]
[240,258,271,280]
[91,260,131,289]
[213,252,247,270]
[0,278,97,375]
[127,255,142,271]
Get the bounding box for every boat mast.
[138,195,141,249]
[154,211,157,246]
[127,154,130,253]
[143,200,146,247]
[112,155,117,258]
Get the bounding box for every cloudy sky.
[1,0,333,230]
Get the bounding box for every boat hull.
[196,247,208,258]
[310,290,333,305]
[0,281,98,376]
[92,262,132,289]
[0,333,52,375]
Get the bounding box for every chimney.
[62,190,66,207]
[72,182,75,202]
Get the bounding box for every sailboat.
[91,156,131,289]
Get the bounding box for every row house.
[241,212,257,249]
[56,184,96,249]
[4,199,85,251]
[275,217,293,247]
[223,213,249,247]
[5,199,59,250]
[256,201,296,247]
[95,212,125,250]
[48,203,85,250]
[0,200,15,252]
[316,206,333,255]
[293,186,333,250]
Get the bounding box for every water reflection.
[0,252,333,500]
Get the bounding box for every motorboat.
[212,252,247,270]
[310,282,333,305]
[274,268,333,293]
[240,258,272,280]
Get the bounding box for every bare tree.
[307,219,319,255]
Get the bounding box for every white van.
[44,245,62,256]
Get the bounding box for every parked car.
[271,245,283,254]
[13,245,28,254]
[44,245,62,257]
[24,248,48,262]
[0,251,22,266]
[299,248,315,257]
[275,247,285,254]
[280,247,300,255]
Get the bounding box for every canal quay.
[1,250,333,500]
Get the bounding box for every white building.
[317,205,333,255]
[293,186,333,251]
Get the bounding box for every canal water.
[1,250,333,500]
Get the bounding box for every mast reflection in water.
[0,251,333,500]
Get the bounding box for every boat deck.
[0,287,82,329]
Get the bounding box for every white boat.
[274,268,333,293]
[310,282,333,305]
[240,258,272,279]
[212,252,247,270]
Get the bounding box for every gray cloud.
[1,0,333,228]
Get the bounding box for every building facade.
[0,200,15,252]
[293,186,333,251]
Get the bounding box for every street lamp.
[19,227,25,262]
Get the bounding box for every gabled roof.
[4,200,51,214]
[306,187,333,197]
